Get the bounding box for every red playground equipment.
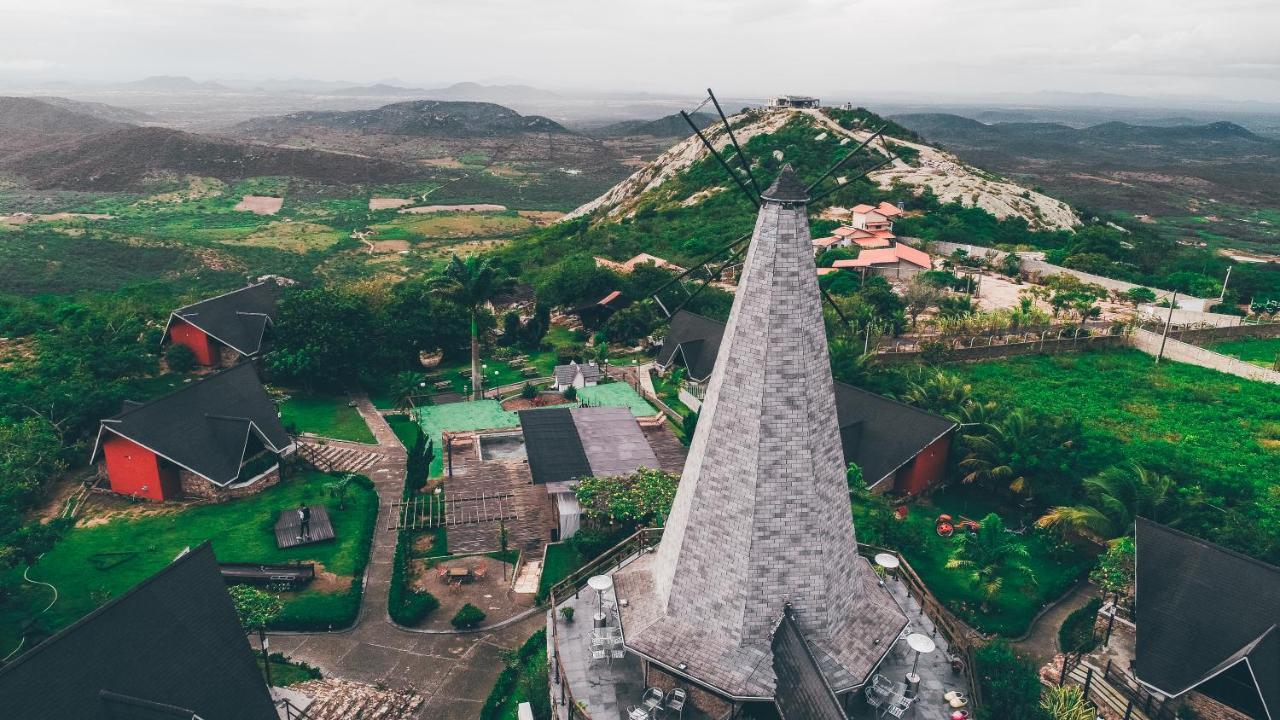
[935,514,980,538]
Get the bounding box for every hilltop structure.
[162,280,283,366]
[610,166,907,711]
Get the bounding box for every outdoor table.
[447,566,472,582]
[587,575,613,627]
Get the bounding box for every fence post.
[1059,653,1070,686]
[1083,666,1094,699]
[1123,699,1134,720]
[1105,607,1116,646]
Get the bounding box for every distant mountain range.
[235,99,568,138]
[0,97,417,190]
[588,112,716,138]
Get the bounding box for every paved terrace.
[549,552,972,720]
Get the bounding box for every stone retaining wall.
[1130,328,1280,384]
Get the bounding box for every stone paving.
[267,392,545,720]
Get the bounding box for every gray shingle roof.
[0,543,277,720]
[519,408,592,485]
[92,363,291,485]
[658,310,956,483]
[169,282,282,356]
[615,169,906,700]
[761,164,809,203]
[1134,518,1279,717]
[520,406,658,486]
[553,362,601,386]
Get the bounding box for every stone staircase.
[288,679,423,720]
[512,558,542,594]
[297,442,384,474]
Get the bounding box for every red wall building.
[893,433,951,497]
[168,319,219,366]
[100,434,181,501]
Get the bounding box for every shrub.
[479,629,549,720]
[563,385,577,401]
[974,640,1049,720]
[451,603,487,629]
[520,382,537,400]
[164,343,197,373]
[1058,597,1102,653]
[389,529,440,626]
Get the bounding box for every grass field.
[279,392,376,444]
[577,382,657,416]
[0,471,377,652]
[952,349,1280,562]
[1209,337,1280,368]
[537,542,587,600]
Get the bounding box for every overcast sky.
[3,0,1279,104]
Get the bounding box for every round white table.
[905,632,936,687]
[587,575,613,627]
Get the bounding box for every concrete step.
[513,559,542,594]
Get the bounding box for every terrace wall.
[179,464,281,500]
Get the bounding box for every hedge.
[1058,597,1103,654]
[480,629,550,720]
[389,528,440,626]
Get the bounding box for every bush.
[520,382,537,400]
[479,629,549,720]
[164,343,197,373]
[1058,597,1102,653]
[563,385,577,401]
[974,640,1049,720]
[451,603,487,629]
[389,529,439,626]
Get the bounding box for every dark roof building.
[0,543,277,720]
[552,361,602,390]
[772,608,849,720]
[520,406,658,491]
[92,363,292,491]
[163,281,283,363]
[1134,518,1279,720]
[658,310,957,492]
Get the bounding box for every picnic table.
[447,566,473,582]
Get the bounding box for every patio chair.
[436,565,448,582]
[626,706,650,720]
[864,684,887,712]
[592,647,607,661]
[886,696,914,718]
[473,565,487,580]
[641,687,664,713]
[664,688,687,717]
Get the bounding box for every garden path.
[1010,577,1098,666]
[270,392,544,720]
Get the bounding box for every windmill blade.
[707,88,761,197]
[805,125,888,196]
[819,283,851,327]
[682,111,760,209]
[651,233,751,318]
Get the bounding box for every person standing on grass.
[298,504,311,542]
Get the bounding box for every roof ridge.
[173,282,268,314]
[1138,517,1280,575]
[113,363,259,420]
[834,380,956,426]
[0,542,216,678]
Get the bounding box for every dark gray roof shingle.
[773,608,849,720]
[519,408,592,485]
[92,363,291,485]
[761,164,809,203]
[169,282,282,356]
[0,543,277,720]
[553,362,601,386]
[1134,518,1279,717]
[655,312,725,381]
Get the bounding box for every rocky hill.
[589,112,716,138]
[0,126,419,191]
[235,100,568,138]
[0,96,128,154]
[568,106,1079,231]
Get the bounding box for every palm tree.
[1037,463,1176,540]
[392,370,424,411]
[434,255,511,400]
[945,512,1035,601]
[900,368,975,419]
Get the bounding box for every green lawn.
[577,382,657,416]
[385,413,422,450]
[480,629,549,720]
[2,471,376,650]
[859,486,1093,636]
[536,542,587,600]
[418,401,522,477]
[279,392,376,444]
[1209,336,1280,369]
[953,349,1280,563]
[258,655,321,687]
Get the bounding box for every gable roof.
[520,406,657,487]
[773,608,849,720]
[92,363,291,486]
[0,543,277,720]
[655,311,726,381]
[1134,518,1279,719]
[833,244,931,270]
[166,282,282,356]
[876,201,904,217]
[656,311,956,482]
[553,362,602,386]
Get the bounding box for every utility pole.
[1220,265,1233,302]
[1156,290,1178,365]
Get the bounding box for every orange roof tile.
[813,236,840,247]
[854,237,892,249]
[816,268,837,276]
[893,244,932,268]
[876,201,904,217]
[851,204,876,213]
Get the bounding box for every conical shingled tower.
[613,166,906,701]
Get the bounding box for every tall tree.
[434,255,511,400]
[1037,463,1177,540]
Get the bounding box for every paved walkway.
[1011,578,1098,666]
[1131,328,1280,384]
[270,392,544,720]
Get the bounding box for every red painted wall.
[894,432,952,497]
[102,434,180,501]
[169,318,218,366]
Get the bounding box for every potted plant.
[560,606,575,623]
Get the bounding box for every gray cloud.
[1,0,1277,102]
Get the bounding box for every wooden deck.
[274,505,335,549]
